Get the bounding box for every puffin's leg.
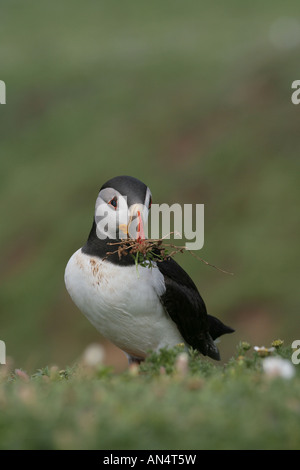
[126,353,144,365]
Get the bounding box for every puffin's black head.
[82,176,152,264]
[100,175,149,208]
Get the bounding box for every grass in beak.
[105,237,233,275]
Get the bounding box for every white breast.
[64,249,184,358]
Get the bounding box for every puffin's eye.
[108,196,118,209]
[148,197,152,209]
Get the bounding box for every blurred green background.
[1,0,299,373]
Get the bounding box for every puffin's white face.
[95,186,152,240]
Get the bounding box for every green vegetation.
[0,1,300,371]
[1,344,299,450]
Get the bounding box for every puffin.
[64,175,234,364]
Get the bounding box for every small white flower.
[262,356,295,379]
[175,352,189,377]
[82,343,105,367]
[254,346,275,357]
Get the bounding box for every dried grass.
[105,237,233,275]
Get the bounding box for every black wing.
[157,256,234,360]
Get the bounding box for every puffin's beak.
[136,210,145,241]
[118,204,146,241]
